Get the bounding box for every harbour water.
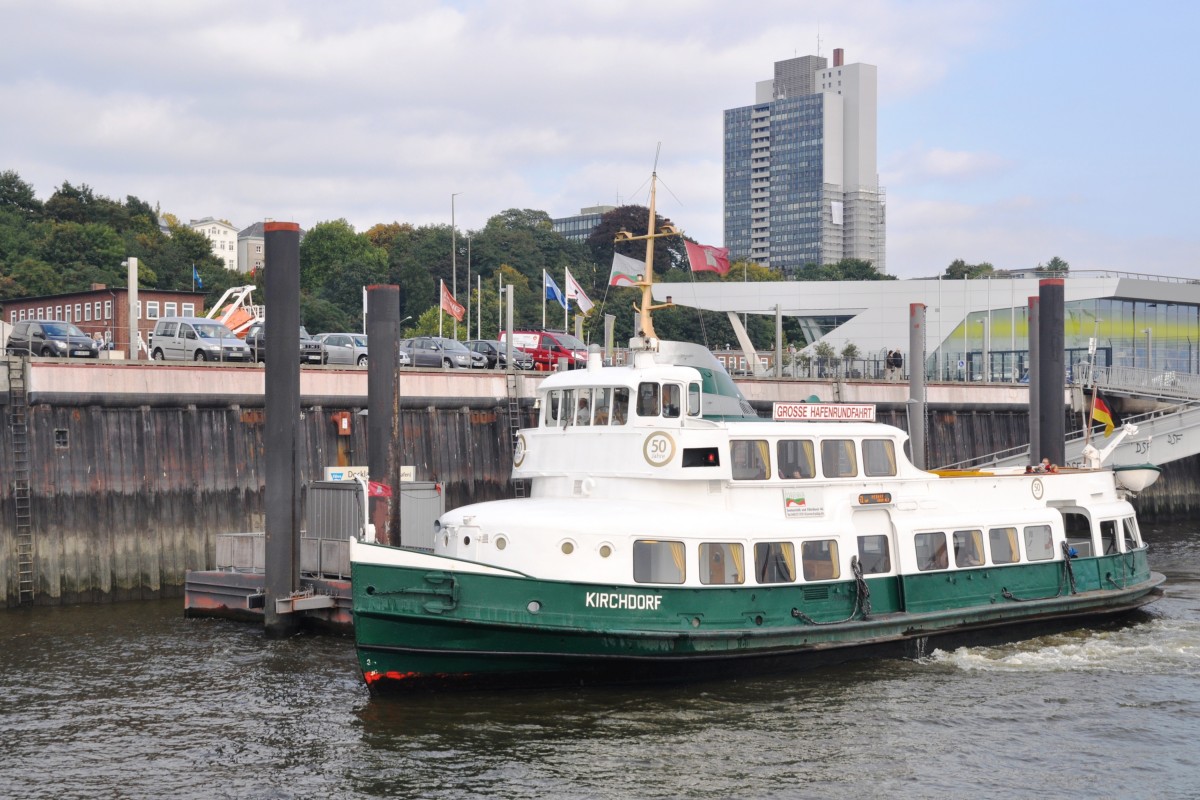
[2,521,1198,800]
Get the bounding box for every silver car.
[315,332,369,366]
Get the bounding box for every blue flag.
[544,270,566,308]
[192,265,203,289]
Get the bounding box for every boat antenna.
[615,145,678,341]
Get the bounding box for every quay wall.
[0,362,1193,607]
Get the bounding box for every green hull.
[352,548,1164,691]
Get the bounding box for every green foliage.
[586,205,686,277]
[840,342,861,361]
[812,341,836,359]
[944,258,996,279]
[1039,256,1070,273]
[300,294,353,333]
[796,258,895,281]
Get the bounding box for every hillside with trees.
[2,168,919,350]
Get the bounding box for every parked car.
[148,317,252,362]
[244,323,326,364]
[399,336,475,368]
[500,329,588,370]
[5,319,101,358]
[315,332,369,366]
[465,339,534,370]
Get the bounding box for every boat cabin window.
[699,543,745,585]
[862,440,897,477]
[801,540,840,581]
[731,440,770,481]
[915,532,948,571]
[1121,517,1139,552]
[857,535,891,574]
[989,527,1019,564]
[688,382,701,416]
[612,388,629,425]
[593,388,612,425]
[636,382,660,416]
[1062,512,1093,557]
[952,529,984,567]
[544,390,564,427]
[662,384,681,418]
[574,388,593,426]
[821,439,858,478]
[632,540,685,584]
[1024,525,1055,561]
[1099,519,1118,554]
[777,439,816,479]
[754,542,796,584]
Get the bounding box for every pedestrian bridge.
[942,364,1200,471]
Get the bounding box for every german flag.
[1090,392,1116,437]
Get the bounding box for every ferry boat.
[349,176,1165,692]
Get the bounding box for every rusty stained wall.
[0,400,528,607]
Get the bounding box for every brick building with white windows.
[2,285,206,357]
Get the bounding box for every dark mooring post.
[264,221,302,638]
[1028,295,1040,469]
[367,285,401,545]
[1038,278,1066,466]
[906,303,927,469]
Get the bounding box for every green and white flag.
[609,253,643,287]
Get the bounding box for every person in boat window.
[1039,458,1058,473]
[637,382,660,416]
[593,403,609,425]
[611,388,629,425]
[576,397,590,426]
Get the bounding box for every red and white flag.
[684,241,732,275]
[367,481,392,498]
[440,280,465,321]
[565,268,594,313]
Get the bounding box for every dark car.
[465,339,534,370]
[399,336,474,368]
[5,319,101,358]
[245,323,326,364]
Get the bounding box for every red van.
[500,330,588,371]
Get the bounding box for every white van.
[149,317,252,362]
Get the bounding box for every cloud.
[884,146,1013,186]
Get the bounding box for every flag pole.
[563,268,568,332]
[542,271,546,330]
[439,280,444,339]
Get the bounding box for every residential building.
[724,49,886,274]
[189,217,239,271]
[553,205,616,243]
[238,222,266,276]
[2,285,205,357]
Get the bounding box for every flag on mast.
[1089,390,1117,437]
[684,241,732,275]
[609,253,643,287]
[440,280,465,321]
[544,270,566,308]
[565,268,594,313]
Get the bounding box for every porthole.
[463,535,471,546]
[561,540,575,555]
[495,536,508,551]
[598,544,613,558]
[527,600,542,614]
[442,533,450,547]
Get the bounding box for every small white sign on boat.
[773,402,876,422]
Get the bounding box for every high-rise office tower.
[724,49,885,274]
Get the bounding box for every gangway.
[206,285,264,337]
[940,362,1200,472]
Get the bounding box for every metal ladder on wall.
[505,373,526,498]
[8,357,34,604]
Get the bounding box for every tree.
[299,219,387,296]
[586,205,686,278]
[796,258,895,281]
[0,171,42,219]
[1039,256,1069,273]
[943,259,995,279]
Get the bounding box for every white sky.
[3,0,1198,279]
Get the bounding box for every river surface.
[2,521,1198,800]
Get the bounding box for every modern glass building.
[655,271,1200,382]
[552,205,616,243]
[723,50,886,275]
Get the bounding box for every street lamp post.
[451,192,462,340]
[1143,327,1153,371]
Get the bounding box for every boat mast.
[616,156,679,341]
